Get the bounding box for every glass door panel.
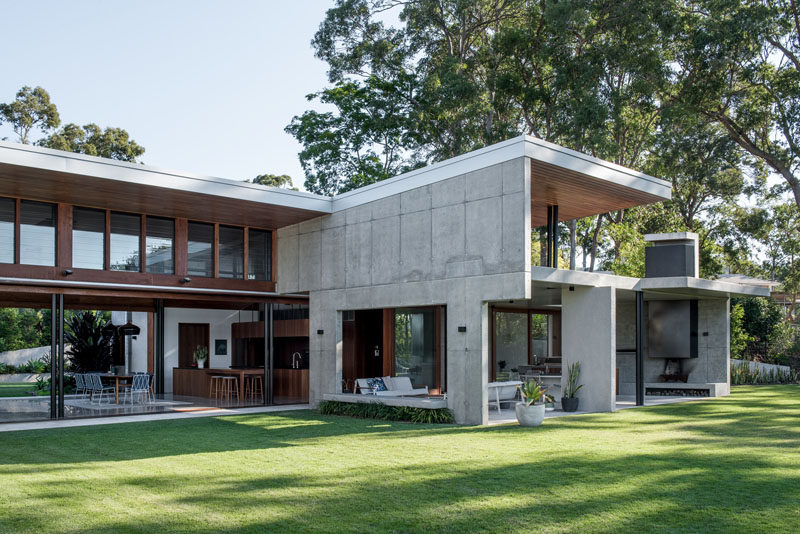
[494,312,528,379]
[393,308,436,390]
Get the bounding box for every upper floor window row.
[0,198,272,281]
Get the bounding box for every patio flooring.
[488,395,717,425]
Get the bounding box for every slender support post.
[58,294,65,418]
[547,206,551,267]
[267,302,274,405]
[154,299,165,394]
[635,291,645,406]
[551,205,559,269]
[50,294,57,419]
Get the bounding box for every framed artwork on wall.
[214,339,227,356]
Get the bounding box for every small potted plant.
[561,361,583,412]
[544,394,555,411]
[193,345,209,369]
[515,380,547,427]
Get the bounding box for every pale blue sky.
[0,0,335,189]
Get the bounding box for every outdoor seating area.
[353,376,429,397]
[73,372,155,405]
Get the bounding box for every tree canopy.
[1,85,145,162]
[250,173,298,190]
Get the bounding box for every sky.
[0,0,335,190]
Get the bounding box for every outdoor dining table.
[96,373,133,404]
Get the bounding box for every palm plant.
[64,311,114,372]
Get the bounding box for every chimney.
[643,232,699,278]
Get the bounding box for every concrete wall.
[0,346,51,366]
[162,308,258,393]
[615,297,731,396]
[278,157,532,424]
[561,286,616,412]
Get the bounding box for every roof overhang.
[530,267,771,299]
[526,138,671,227]
[0,141,331,228]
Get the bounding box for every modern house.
[0,135,768,425]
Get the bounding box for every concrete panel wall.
[561,286,616,412]
[282,157,532,424]
[615,297,731,396]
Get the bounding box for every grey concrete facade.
[616,296,731,397]
[278,158,532,424]
[561,286,617,412]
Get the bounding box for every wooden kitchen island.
[173,367,266,399]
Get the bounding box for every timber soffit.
[0,135,671,217]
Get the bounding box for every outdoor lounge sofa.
[355,376,429,397]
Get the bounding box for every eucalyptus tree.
[0,86,60,144]
[674,0,800,211]
[251,173,298,190]
[39,123,145,163]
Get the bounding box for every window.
[110,212,140,271]
[187,222,214,277]
[218,225,244,279]
[72,207,105,270]
[0,198,14,264]
[394,308,437,390]
[247,229,272,281]
[20,201,56,266]
[146,217,174,274]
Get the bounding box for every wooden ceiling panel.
[530,160,667,227]
[0,162,327,229]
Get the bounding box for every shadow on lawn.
[1,386,799,532]
[4,444,798,533]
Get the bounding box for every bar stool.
[209,375,226,399]
[220,376,239,401]
[245,375,264,401]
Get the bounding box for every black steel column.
[551,205,559,269]
[545,205,553,267]
[266,302,274,405]
[154,299,165,394]
[635,291,645,406]
[58,294,65,418]
[49,294,57,419]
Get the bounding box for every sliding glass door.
[393,307,444,393]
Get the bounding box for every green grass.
[1,385,799,533]
[0,382,35,397]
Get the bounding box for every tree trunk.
[569,219,576,270]
[539,227,547,266]
[589,215,603,272]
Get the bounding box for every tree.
[674,0,800,212]
[64,311,113,373]
[38,123,145,163]
[251,173,298,190]
[0,86,60,144]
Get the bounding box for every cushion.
[382,376,395,390]
[370,377,388,391]
[391,376,414,391]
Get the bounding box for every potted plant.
[561,361,583,412]
[515,380,547,427]
[193,345,209,369]
[544,394,555,411]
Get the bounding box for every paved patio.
[488,395,716,425]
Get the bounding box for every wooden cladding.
[232,321,265,339]
[273,319,309,338]
[0,194,277,294]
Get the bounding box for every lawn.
[0,382,34,397]
[0,386,798,533]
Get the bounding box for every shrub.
[65,311,113,372]
[17,358,47,374]
[731,361,800,385]
[0,362,17,374]
[318,401,455,424]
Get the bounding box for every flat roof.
[0,135,671,228]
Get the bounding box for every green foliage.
[15,358,47,374]
[0,308,51,352]
[563,361,583,399]
[318,400,455,424]
[38,123,145,162]
[519,380,545,406]
[193,345,208,363]
[64,311,113,373]
[729,303,752,361]
[0,85,60,144]
[730,361,799,385]
[733,296,791,363]
[250,173,297,190]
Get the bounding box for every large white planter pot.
[515,402,545,427]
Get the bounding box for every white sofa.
[355,376,429,397]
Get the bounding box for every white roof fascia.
[524,136,672,200]
[640,277,770,297]
[531,266,641,290]
[0,141,332,214]
[331,135,527,211]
